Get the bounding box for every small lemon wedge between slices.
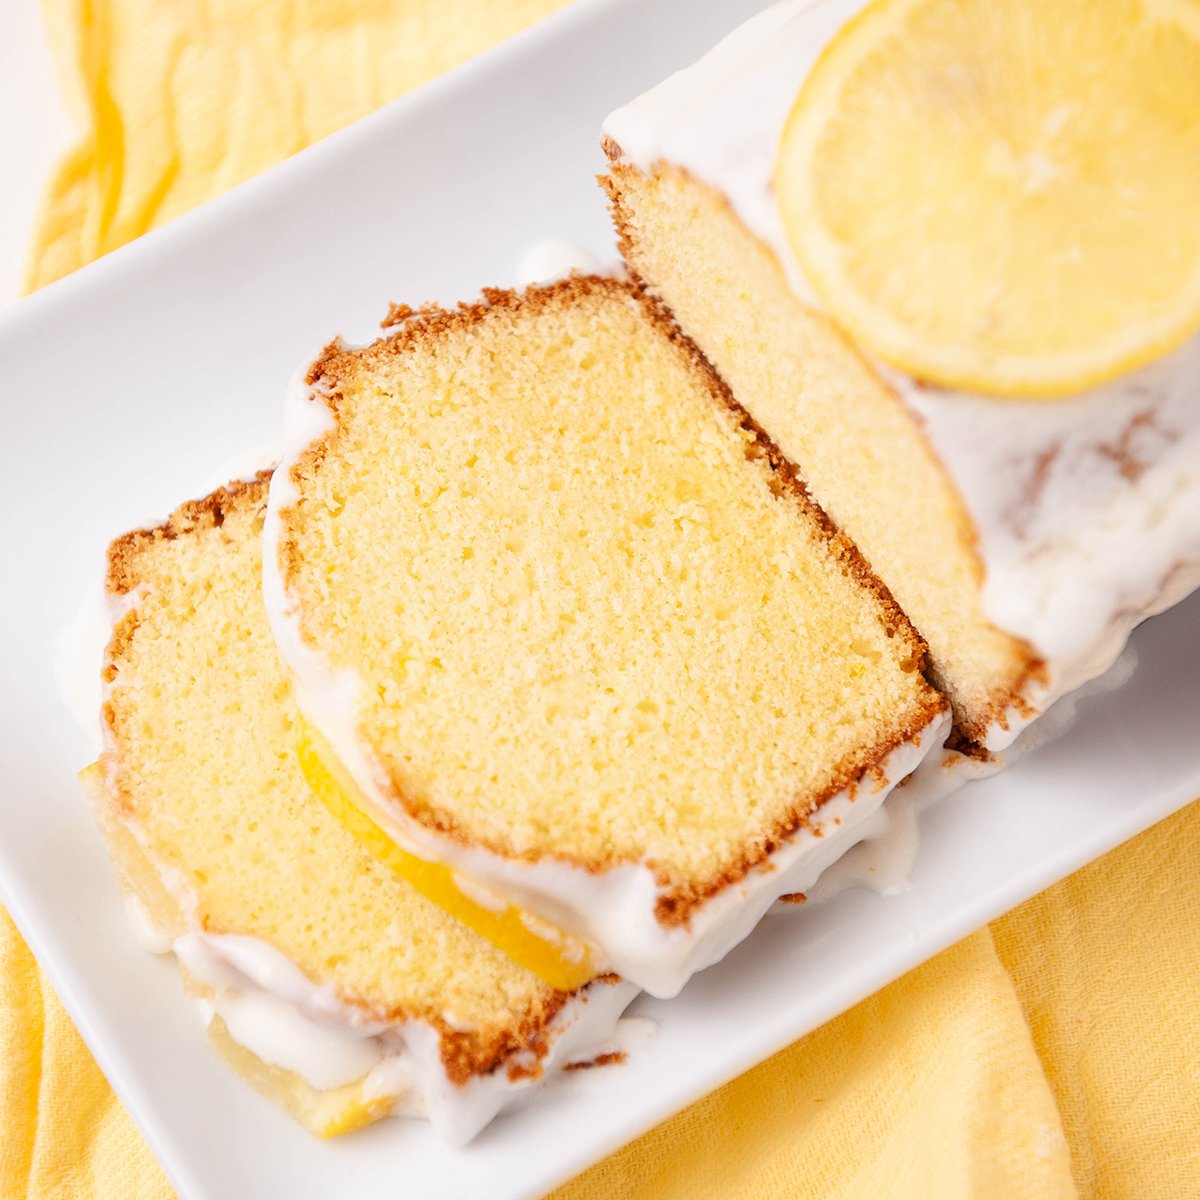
[295,720,598,992]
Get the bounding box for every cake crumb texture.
[277,276,946,919]
[601,163,1041,752]
[102,474,573,1083]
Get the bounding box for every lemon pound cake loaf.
[91,473,636,1144]
[602,0,1200,762]
[264,276,949,999]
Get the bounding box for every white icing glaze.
[379,976,640,1141]
[1000,642,1139,768]
[195,444,281,493]
[763,753,980,912]
[55,577,112,756]
[180,932,391,1033]
[450,871,510,913]
[101,788,639,1144]
[905,355,1200,752]
[807,789,919,902]
[603,0,1200,749]
[771,638,1145,913]
[775,638,1143,910]
[606,1014,658,1060]
[179,934,389,1090]
[516,240,601,285]
[265,343,949,998]
[175,929,639,1143]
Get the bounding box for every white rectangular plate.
[1,1,1197,1197]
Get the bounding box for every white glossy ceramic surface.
[0,1,1196,1196]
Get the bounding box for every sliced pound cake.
[602,0,1200,761]
[264,276,949,998]
[91,473,636,1143]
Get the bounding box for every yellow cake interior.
[602,164,1039,752]
[99,475,577,1112]
[275,277,945,918]
[86,757,394,1137]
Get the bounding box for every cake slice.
[91,472,636,1144]
[264,276,949,999]
[601,0,1200,762]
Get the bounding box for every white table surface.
[0,1,73,305]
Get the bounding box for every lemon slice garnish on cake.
[295,720,598,992]
[776,0,1200,397]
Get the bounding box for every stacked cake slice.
[91,471,635,1144]
[85,275,949,1140]
[262,277,949,998]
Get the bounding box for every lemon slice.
[776,0,1200,397]
[295,721,598,992]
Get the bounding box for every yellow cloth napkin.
[7,2,1198,1196]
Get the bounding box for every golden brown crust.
[945,656,1049,757]
[106,471,274,596]
[435,990,569,1084]
[562,1050,627,1072]
[277,273,949,927]
[380,302,416,329]
[600,155,1048,759]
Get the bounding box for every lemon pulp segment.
[777,0,1200,397]
[294,721,598,992]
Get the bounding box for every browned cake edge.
[277,273,949,928]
